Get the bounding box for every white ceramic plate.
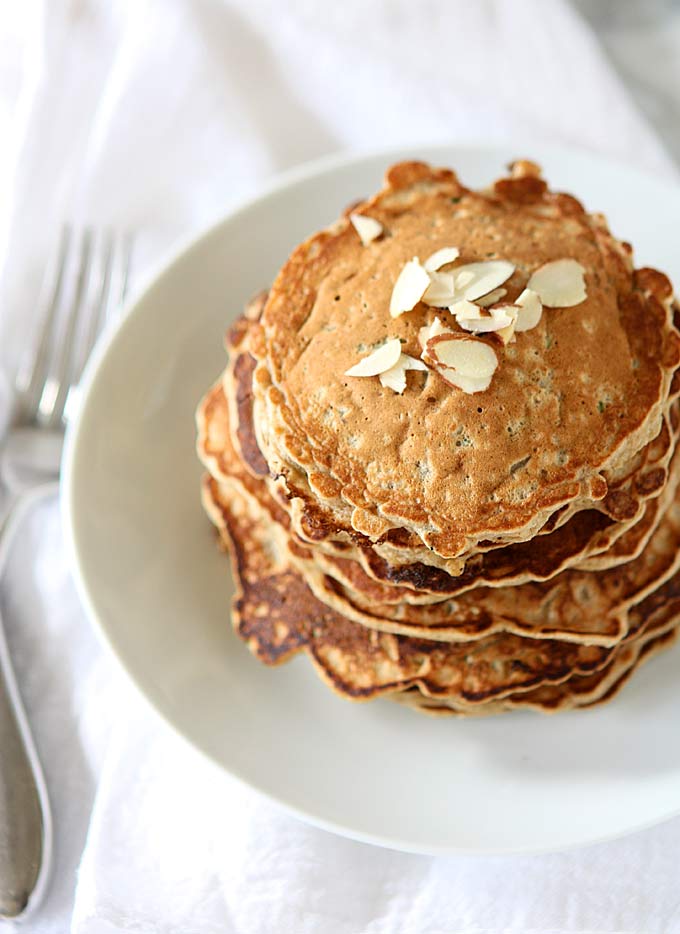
[63,143,680,855]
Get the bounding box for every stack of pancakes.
[197,160,680,716]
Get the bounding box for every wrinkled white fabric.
[0,2,679,932]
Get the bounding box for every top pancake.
[253,160,680,559]
[214,324,679,598]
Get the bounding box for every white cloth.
[1,2,679,932]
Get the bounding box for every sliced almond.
[454,270,475,289]
[437,367,494,394]
[389,258,431,318]
[526,259,586,307]
[514,288,543,331]
[493,306,518,345]
[450,300,514,333]
[423,332,498,393]
[449,299,483,321]
[403,353,428,372]
[345,338,402,377]
[378,354,428,394]
[424,246,460,272]
[349,213,383,246]
[453,260,515,302]
[496,328,514,346]
[379,365,407,394]
[418,316,453,352]
[426,334,498,392]
[422,271,456,307]
[476,287,507,308]
[458,310,514,334]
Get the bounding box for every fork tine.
[17,227,134,431]
[36,229,94,428]
[64,230,135,425]
[61,230,120,426]
[14,227,72,421]
[108,232,134,322]
[76,230,114,377]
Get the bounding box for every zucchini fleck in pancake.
[196,159,680,716]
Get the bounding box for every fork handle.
[0,610,51,920]
[0,488,53,920]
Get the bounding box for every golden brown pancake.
[196,160,680,717]
[393,615,679,716]
[207,431,680,648]
[201,472,680,709]
[222,315,679,595]
[199,344,680,645]
[251,161,680,559]
[197,357,680,648]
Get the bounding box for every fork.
[0,227,132,921]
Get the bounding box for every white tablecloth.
[1,2,679,932]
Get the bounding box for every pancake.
[224,294,679,585]
[201,471,680,709]
[197,366,680,648]
[222,324,679,594]
[295,449,680,645]
[196,159,680,718]
[393,613,679,716]
[393,566,680,711]
[209,443,680,647]
[251,161,680,559]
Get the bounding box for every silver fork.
[0,227,132,921]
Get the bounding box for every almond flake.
[450,300,487,321]
[526,259,586,307]
[424,246,460,272]
[493,306,519,345]
[403,353,428,371]
[345,338,402,377]
[379,365,407,394]
[455,270,475,289]
[436,367,494,394]
[476,287,507,308]
[453,260,515,302]
[450,300,514,334]
[514,288,543,331]
[426,334,498,388]
[458,310,514,334]
[349,213,383,246]
[422,271,457,307]
[418,316,453,352]
[379,354,428,394]
[389,258,431,318]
